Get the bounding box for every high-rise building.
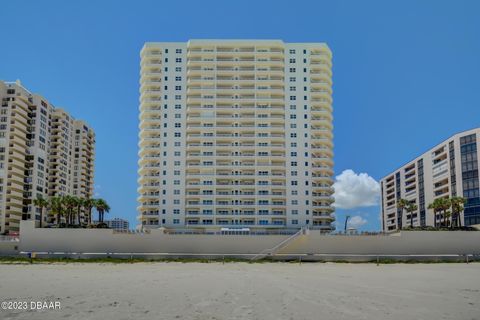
[94,217,130,231]
[0,80,96,234]
[380,128,480,232]
[138,40,334,232]
[49,111,95,199]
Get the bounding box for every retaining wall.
[4,221,480,257]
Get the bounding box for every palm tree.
[63,195,77,226]
[428,199,440,228]
[450,196,466,228]
[396,199,409,229]
[445,210,452,227]
[406,202,418,228]
[439,197,452,227]
[83,198,95,226]
[75,197,84,226]
[33,195,48,228]
[49,196,65,226]
[95,199,110,223]
[428,197,451,228]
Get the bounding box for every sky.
[1,0,479,231]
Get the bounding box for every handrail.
[250,227,305,261]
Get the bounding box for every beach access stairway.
[250,227,308,260]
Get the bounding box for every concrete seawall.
[1,221,479,261]
[281,231,480,255]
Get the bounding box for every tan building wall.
[138,40,334,232]
[0,80,96,234]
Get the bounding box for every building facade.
[0,80,95,234]
[94,218,130,231]
[138,40,334,231]
[380,128,480,232]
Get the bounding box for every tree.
[428,199,440,228]
[75,197,85,226]
[33,195,48,228]
[63,196,77,226]
[439,198,452,227]
[428,197,451,228]
[83,198,95,225]
[396,199,409,229]
[450,196,466,228]
[406,202,418,228]
[49,197,64,227]
[95,199,110,223]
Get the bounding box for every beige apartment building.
[380,128,480,232]
[138,40,334,232]
[0,80,95,234]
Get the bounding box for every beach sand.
[0,262,479,320]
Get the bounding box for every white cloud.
[348,215,368,229]
[333,169,380,209]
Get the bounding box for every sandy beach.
[0,262,479,320]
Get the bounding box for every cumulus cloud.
[348,215,368,229]
[333,169,380,209]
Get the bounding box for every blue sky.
[1,0,479,231]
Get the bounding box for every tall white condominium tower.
[380,128,480,233]
[0,80,95,234]
[138,40,334,232]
